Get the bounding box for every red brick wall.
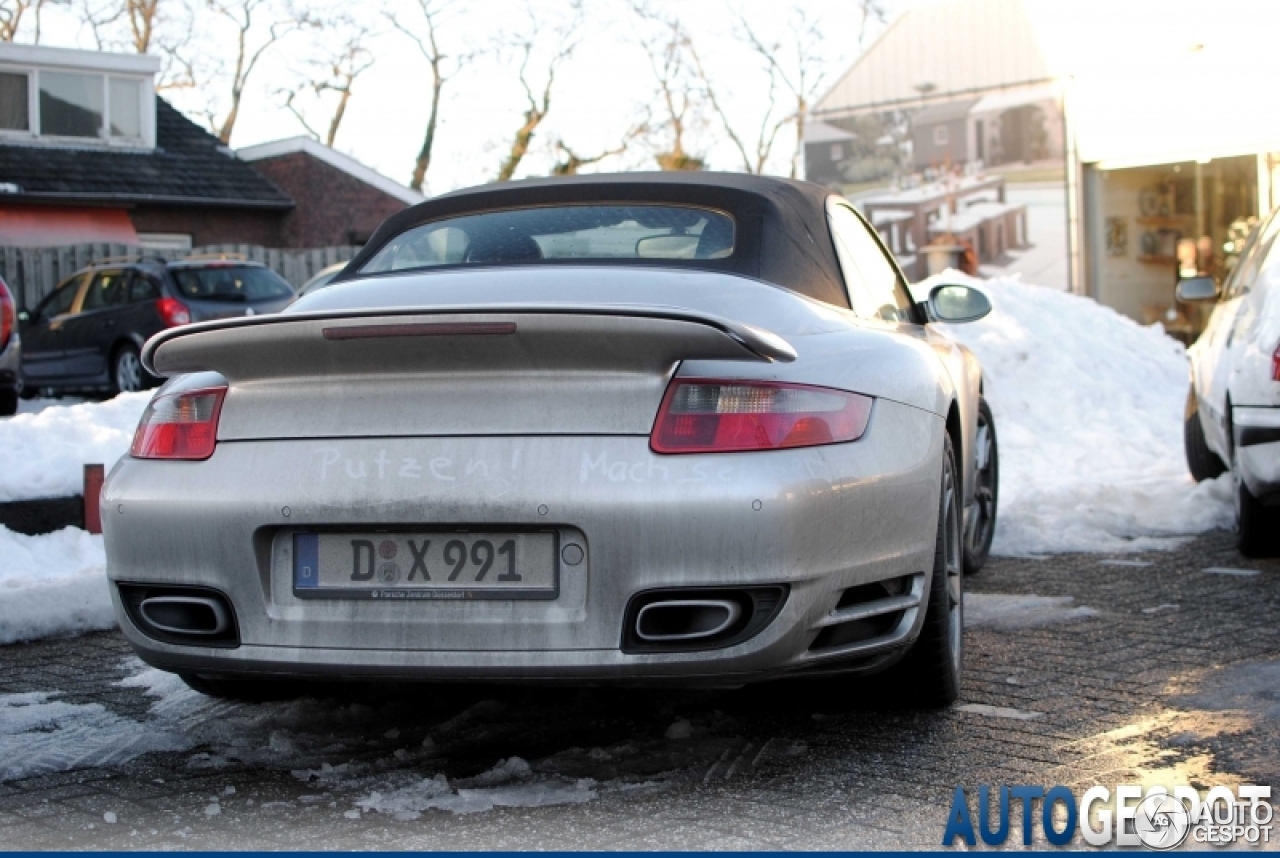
[129,205,286,247]
[248,152,410,247]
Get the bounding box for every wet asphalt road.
[1,529,1279,850]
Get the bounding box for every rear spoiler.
[142,304,797,380]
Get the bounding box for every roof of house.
[237,136,424,206]
[0,97,293,210]
[815,0,1050,117]
[910,98,981,126]
[342,171,852,310]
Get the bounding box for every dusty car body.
[102,173,998,703]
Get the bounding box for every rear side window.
[360,205,736,274]
[170,266,293,302]
[129,272,160,302]
[827,200,914,323]
[80,270,128,310]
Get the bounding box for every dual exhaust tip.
[118,584,240,648]
[635,599,743,642]
[623,586,787,653]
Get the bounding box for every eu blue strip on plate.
[294,532,318,588]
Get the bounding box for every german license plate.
[293,531,558,600]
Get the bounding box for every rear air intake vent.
[808,573,923,654]
[118,583,240,648]
[622,586,787,653]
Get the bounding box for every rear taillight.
[157,296,191,327]
[0,278,13,351]
[1273,343,1280,382]
[130,386,226,460]
[651,379,873,454]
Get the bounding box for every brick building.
[0,43,418,251]
[238,136,422,247]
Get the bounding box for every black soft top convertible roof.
[342,172,850,309]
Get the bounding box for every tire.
[881,435,964,708]
[1233,445,1280,558]
[963,398,998,574]
[179,673,310,702]
[0,387,15,416]
[1185,388,1226,482]
[111,344,145,395]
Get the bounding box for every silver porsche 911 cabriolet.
[103,173,999,706]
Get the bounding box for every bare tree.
[494,4,581,182]
[390,0,475,192]
[857,0,888,50]
[281,23,374,147]
[205,0,311,144]
[686,40,788,175]
[630,2,703,171]
[0,0,58,42]
[734,6,830,179]
[551,117,647,175]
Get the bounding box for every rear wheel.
[963,398,998,574]
[111,344,144,395]
[0,387,15,416]
[1233,445,1280,558]
[880,436,963,707]
[1185,388,1226,482]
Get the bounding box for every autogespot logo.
[942,784,1274,848]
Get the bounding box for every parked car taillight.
[1273,343,1280,382]
[650,379,873,454]
[156,296,192,327]
[0,277,13,351]
[130,386,226,460]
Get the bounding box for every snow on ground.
[1,659,610,816]
[0,392,150,501]
[915,271,1233,555]
[0,526,114,645]
[965,593,1099,630]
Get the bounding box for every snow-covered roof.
[237,136,424,206]
[803,121,855,143]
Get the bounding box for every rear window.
[360,205,736,274]
[170,265,293,303]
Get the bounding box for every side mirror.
[636,234,699,259]
[926,283,992,323]
[1175,275,1219,302]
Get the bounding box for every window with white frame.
[0,67,146,144]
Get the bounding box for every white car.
[1182,205,1280,556]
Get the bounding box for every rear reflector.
[651,379,872,454]
[130,386,226,460]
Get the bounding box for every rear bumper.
[103,399,944,683]
[1235,406,1280,501]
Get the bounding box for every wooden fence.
[0,243,360,309]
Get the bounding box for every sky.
[27,0,904,195]
[22,0,1270,195]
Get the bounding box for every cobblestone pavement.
[1,530,1279,850]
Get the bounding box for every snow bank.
[916,272,1233,554]
[0,526,114,644]
[0,392,150,501]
